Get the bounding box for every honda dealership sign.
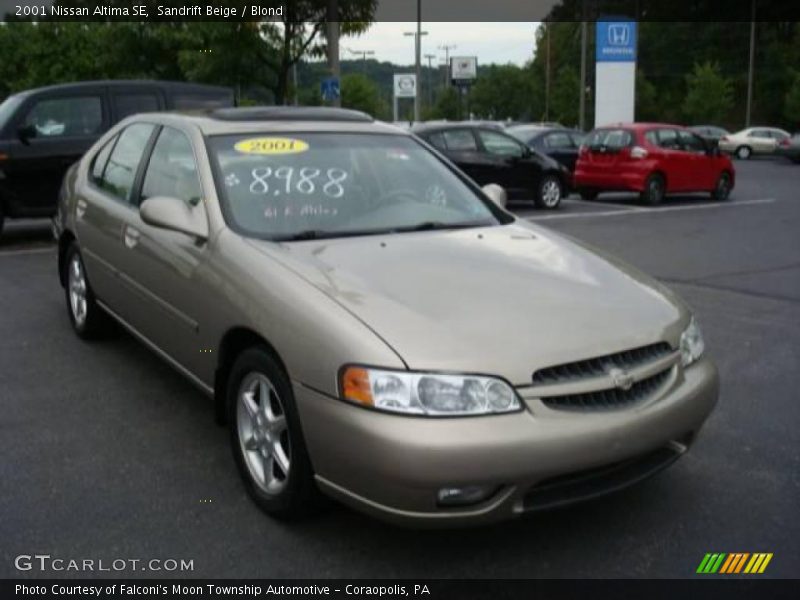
[595,19,637,126]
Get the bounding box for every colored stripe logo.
[697,553,773,574]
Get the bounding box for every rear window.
[585,128,633,150]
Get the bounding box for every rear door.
[110,86,165,124]
[542,130,579,171]
[3,90,107,216]
[437,128,492,185]
[747,129,774,154]
[76,123,157,316]
[677,129,715,190]
[650,128,688,191]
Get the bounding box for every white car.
[718,127,790,159]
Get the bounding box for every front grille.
[522,443,686,511]
[532,342,672,385]
[541,366,672,411]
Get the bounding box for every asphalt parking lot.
[1,158,798,579]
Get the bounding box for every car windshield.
[207,132,505,241]
[0,94,24,131]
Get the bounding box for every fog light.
[436,485,497,507]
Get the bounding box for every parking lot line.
[0,246,54,257]
[527,198,776,221]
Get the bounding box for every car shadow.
[0,219,54,249]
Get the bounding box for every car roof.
[128,107,407,136]
[592,122,686,131]
[412,122,506,135]
[10,79,232,99]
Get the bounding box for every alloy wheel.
[236,372,291,495]
[67,253,88,328]
[539,177,562,208]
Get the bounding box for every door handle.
[76,199,87,219]
[123,226,140,249]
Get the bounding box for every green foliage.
[550,66,580,127]
[340,73,384,118]
[426,87,462,121]
[469,64,534,120]
[682,62,734,125]
[784,71,800,127]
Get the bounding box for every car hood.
[250,221,687,386]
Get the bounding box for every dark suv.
[0,80,234,238]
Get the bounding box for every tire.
[535,174,563,209]
[640,174,666,206]
[63,243,112,339]
[711,171,732,201]
[735,146,752,160]
[227,346,322,520]
[579,189,598,201]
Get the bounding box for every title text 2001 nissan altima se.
[54,107,718,526]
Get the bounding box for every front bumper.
[295,357,718,527]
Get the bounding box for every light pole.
[578,0,588,130]
[424,53,435,109]
[745,0,756,127]
[404,28,428,122]
[439,44,457,87]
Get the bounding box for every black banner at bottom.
[4,579,799,600]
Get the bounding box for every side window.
[544,132,574,149]
[97,123,155,203]
[172,94,231,110]
[656,129,680,149]
[678,130,706,153]
[748,129,767,138]
[645,130,659,145]
[477,129,524,158]
[141,127,202,207]
[23,96,103,138]
[442,129,478,152]
[114,93,160,120]
[770,130,789,141]
[425,132,447,151]
[569,132,585,147]
[90,136,118,184]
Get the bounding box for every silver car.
[54,107,718,526]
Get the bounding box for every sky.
[342,22,540,67]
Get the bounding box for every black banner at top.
[3,0,800,23]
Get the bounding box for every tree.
[425,87,461,121]
[784,71,800,128]
[682,61,734,124]
[271,0,377,104]
[469,64,534,120]
[340,73,381,117]
[550,66,580,127]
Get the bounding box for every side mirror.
[482,183,507,209]
[140,196,208,241]
[17,124,36,145]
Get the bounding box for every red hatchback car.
[574,123,735,205]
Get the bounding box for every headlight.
[680,317,705,367]
[339,366,522,416]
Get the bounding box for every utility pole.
[439,44,456,88]
[326,0,340,107]
[579,1,588,131]
[415,0,422,123]
[745,0,756,127]
[404,29,428,121]
[545,21,551,121]
[424,53,435,109]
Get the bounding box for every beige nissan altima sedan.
[54,107,718,526]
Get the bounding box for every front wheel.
[227,347,322,520]
[711,172,732,201]
[535,174,563,209]
[640,174,665,206]
[735,146,752,160]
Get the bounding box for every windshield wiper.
[393,220,491,233]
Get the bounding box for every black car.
[689,125,730,143]
[413,123,571,209]
[507,125,585,173]
[0,80,234,237]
